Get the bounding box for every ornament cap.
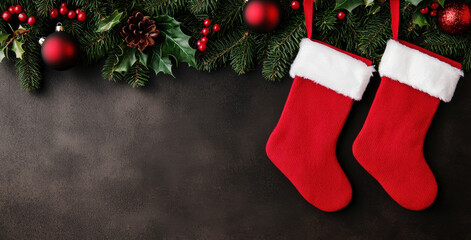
[55,23,65,32]
[38,37,46,46]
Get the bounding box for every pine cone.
[121,12,160,51]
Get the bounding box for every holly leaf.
[115,48,137,73]
[413,12,429,27]
[0,45,7,63]
[11,39,24,59]
[439,0,445,7]
[149,46,174,77]
[0,32,10,44]
[97,10,124,32]
[334,0,363,12]
[406,0,424,6]
[136,50,149,66]
[365,0,374,7]
[156,15,196,68]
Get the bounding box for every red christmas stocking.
[353,39,463,210]
[266,39,374,212]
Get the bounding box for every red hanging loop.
[303,0,314,39]
[390,0,400,40]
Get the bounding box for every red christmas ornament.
[243,0,280,33]
[198,44,207,51]
[68,10,76,19]
[27,16,36,25]
[2,11,12,21]
[76,8,81,15]
[291,0,300,10]
[337,11,346,20]
[60,6,68,15]
[77,11,87,22]
[203,19,211,27]
[212,24,220,32]
[438,1,471,35]
[430,2,440,10]
[18,12,27,22]
[201,27,210,35]
[40,23,79,71]
[430,10,438,17]
[8,6,15,14]
[200,36,208,44]
[420,7,429,14]
[14,5,22,14]
[51,8,59,18]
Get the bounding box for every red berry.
[430,10,437,17]
[77,11,87,22]
[61,3,68,7]
[75,8,81,14]
[8,6,15,14]
[203,19,211,27]
[200,36,208,44]
[50,8,59,18]
[60,6,68,15]
[201,28,210,35]
[420,7,429,14]
[430,2,439,9]
[18,12,27,22]
[291,0,300,10]
[197,40,202,46]
[2,11,12,21]
[68,10,76,19]
[27,16,36,25]
[198,44,207,51]
[14,5,23,14]
[337,11,346,20]
[212,24,220,32]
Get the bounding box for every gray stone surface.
[0,62,469,239]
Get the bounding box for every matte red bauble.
[243,0,280,33]
[40,24,79,71]
[438,1,471,35]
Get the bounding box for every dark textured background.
[0,61,469,239]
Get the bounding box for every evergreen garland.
[0,0,468,91]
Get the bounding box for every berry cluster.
[2,5,36,25]
[196,19,221,52]
[290,0,301,10]
[420,2,440,17]
[50,3,87,22]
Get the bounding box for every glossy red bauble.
[76,8,81,15]
[41,31,79,70]
[201,28,210,35]
[8,6,15,14]
[2,11,12,21]
[77,12,87,22]
[212,24,221,32]
[51,8,59,18]
[291,0,300,10]
[198,44,207,51]
[337,11,346,20]
[27,16,36,25]
[18,12,27,22]
[243,0,280,33]
[60,6,68,15]
[430,2,440,9]
[197,40,202,46]
[420,7,429,14]
[14,5,23,14]
[200,36,208,44]
[203,19,211,27]
[438,1,471,34]
[68,10,76,19]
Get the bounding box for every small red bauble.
[243,0,280,33]
[8,6,15,14]
[291,0,300,10]
[337,11,346,20]
[438,1,471,35]
[200,36,208,44]
[77,12,87,22]
[430,10,438,17]
[197,40,202,46]
[430,2,440,9]
[203,19,211,27]
[41,28,79,70]
[76,8,81,14]
[198,44,207,51]
[212,24,221,32]
[14,5,23,14]
[201,28,210,35]
[60,6,68,15]
[51,8,59,18]
[18,12,27,22]
[420,7,429,14]
[2,11,12,21]
[27,16,36,25]
[68,10,76,19]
